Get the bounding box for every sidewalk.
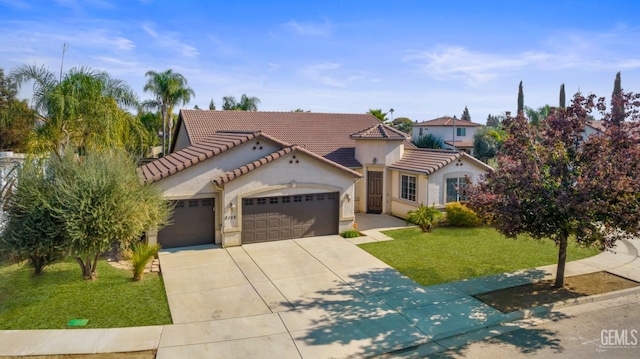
[1,219,639,358]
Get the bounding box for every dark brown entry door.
[367,171,383,213]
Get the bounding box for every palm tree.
[10,64,140,157]
[142,69,195,156]
[222,94,260,111]
[367,109,388,122]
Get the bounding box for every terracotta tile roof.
[443,140,475,148]
[388,148,493,175]
[175,110,412,167]
[587,120,606,132]
[212,145,362,186]
[138,131,269,184]
[350,123,409,140]
[414,116,483,127]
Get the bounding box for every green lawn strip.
[0,259,172,330]
[359,227,601,287]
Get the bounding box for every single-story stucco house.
[138,111,492,248]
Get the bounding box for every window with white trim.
[400,174,416,202]
[446,176,469,203]
[456,127,466,137]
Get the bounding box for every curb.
[383,283,640,357]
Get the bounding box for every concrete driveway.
[156,233,432,358]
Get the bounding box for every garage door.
[158,198,215,248]
[242,192,339,244]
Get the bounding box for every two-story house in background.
[411,117,483,155]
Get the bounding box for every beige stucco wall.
[388,156,490,219]
[353,139,405,214]
[354,139,404,166]
[389,171,429,219]
[152,137,286,244]
[426,157,487,207]
[217,150,358,246]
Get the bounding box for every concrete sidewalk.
[2,216,640,358]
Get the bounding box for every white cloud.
[282,18,332,36]
[299,62,368,87]
[140,22,199,58]
[405,46,552,85]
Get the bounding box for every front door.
[367,171,383,213]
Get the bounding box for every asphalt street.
[432,294,640,358]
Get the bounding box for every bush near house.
[406,204,443,232]
[445,202,481,227]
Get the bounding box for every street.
[433,292,640,358]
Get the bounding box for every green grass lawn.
[359,227,601,287]
[0,259,172,329]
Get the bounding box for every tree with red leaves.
[468,89,640,287]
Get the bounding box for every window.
[257,198,266,205]
[327,193,336,200]
[282,196,291,203]
[316,194,325,201]
[188,199,198,208]
[456,127,466,137]
[446,177,469,203]
[400,175,416,202]
[244,198,253,206]
[269,197,278,204]
[175,201,184,208]
[202,199,213,207]
[419,128,423,136]
[293,195,302,202]
[305,195,313,201]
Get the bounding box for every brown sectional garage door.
[158,198,215,248]
[242,192,339,244]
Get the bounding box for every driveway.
[156,234,427,358]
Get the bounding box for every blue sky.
[1,0,640,123]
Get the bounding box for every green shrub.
[341,230,360,238]
[445,202,480,227]
[122,242,161,281]
[407,204,443,232]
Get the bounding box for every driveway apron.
[156,235,433,358]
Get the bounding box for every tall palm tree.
[10,64,140,157]
[367,109,388,122]
[142,69,195,156]
[222,94,261,111]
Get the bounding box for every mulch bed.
[475,271,639,313]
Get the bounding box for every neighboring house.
[412,116,483,154]
[138,111,492,248]
[584,120,605,138]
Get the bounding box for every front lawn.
[0,259,172,329]
[359,227,601,286]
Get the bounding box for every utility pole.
[59,43,68,82]
[452,116,457,151]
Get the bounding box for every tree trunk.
[161,108,166,157]
[554,233,568,288]
[75,256,96,280]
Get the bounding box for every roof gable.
[138,131,287,184]
[350,123,409,140]
[212,145,362,186]
[388,148,493,175]
[415,116,483,127]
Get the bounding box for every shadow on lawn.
[286,266,560,357]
